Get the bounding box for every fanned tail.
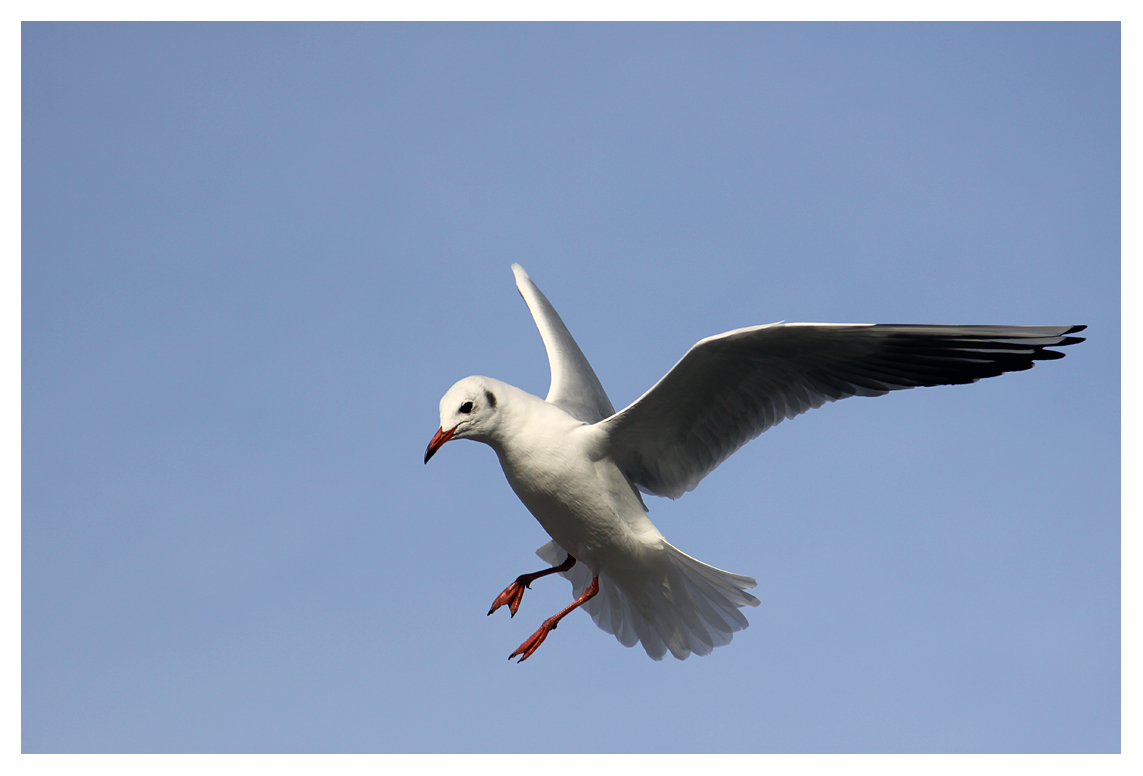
[537,540,760,660]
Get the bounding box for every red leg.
[488,555,576,617]
[510,575,599,663]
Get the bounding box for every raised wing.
[512,264,615,424]
[598,323,1086,499]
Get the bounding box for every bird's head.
[424,376,501,463]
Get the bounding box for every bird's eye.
[459,401,474,414]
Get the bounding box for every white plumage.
[425,264,1084,662]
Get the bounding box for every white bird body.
[425,264,1084,662]
[433,374,755,660]
[460,378,649,565]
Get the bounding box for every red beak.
[424,426,456,463]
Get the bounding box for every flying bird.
[424,265,1084,663]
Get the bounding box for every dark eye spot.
[459,401,473,414]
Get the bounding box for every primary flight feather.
[425,264,1084,662]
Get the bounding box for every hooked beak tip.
[424,426,456,464]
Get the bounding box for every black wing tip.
[869,324,1087,382]
[1058,324,1086,347]
[1041,325,1086,356]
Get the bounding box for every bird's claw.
[509,621,556,663]
[488,579,529,618]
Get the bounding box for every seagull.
[425,264,1084,663]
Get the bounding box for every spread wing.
[513,264,615,424]
[597,323,1086,499]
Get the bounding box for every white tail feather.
[536,540,760,660]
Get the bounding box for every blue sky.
[21,22,1119,754]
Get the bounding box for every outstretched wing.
[597,323,1086,499]
[513,264,615,424]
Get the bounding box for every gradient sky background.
[22,22,1119,754]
